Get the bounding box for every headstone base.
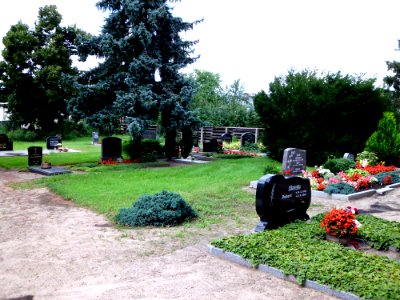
[28,166,72,176]
[254,221,269,232]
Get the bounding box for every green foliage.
[68,0,201,157]
[254,69,393,165]
[211,217,400,299]
[115,190,197,227]
[357,214,400,250]
[384,40,400,112]
[356,151,379,166]
[7,129,39,141]
[322,158,355,174]
[212,154,255,159]
[365,112,400,165]
[263,164,280,175]
[374,171,400,185]
[189,70,261,127]
[323,182,356,195]
[0,5,81,133]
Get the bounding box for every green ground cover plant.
[211,217,400,300]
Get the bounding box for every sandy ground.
[1,168,399,300]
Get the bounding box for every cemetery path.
[0,169,398,300]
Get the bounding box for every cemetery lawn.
[10,150,275,228]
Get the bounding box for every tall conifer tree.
[69,0,201,158]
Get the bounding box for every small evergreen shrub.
[365,112,400,166]
[115,190,197,227]
[374,171,400,185]
[7,129,39,141]
[324,182,356,195]
[322,158,355,174]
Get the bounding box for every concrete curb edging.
[208,244,360,300]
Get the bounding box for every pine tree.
[69,0,201,158]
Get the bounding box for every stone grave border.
[208,244,360,300]
[249,181,400,200]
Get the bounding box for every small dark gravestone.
[28,146,43,166]
[202,138,222,153]
[343,153,355,161]
[92,132,99,144]
[0,133,13,151]
[46,136,62,150]
[282,148,306,175]
[241,132,256,147]
[221,133,233,143]
[142,129,157,140]
[254,174,311,231]
[101,136,122,160]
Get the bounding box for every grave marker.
[343,153,355,161]
[92,132,99,144]
[0,133,13,151]
[282,148,306,175]
[241,132,255,147]
[46,136,62,150]
[28,146,43,166]
[202,138,222,153]
[255,174,311,231]
[101,136,122,160]
[221,133,233,143]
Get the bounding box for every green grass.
[211,217,400,300]
[29,157,269,223]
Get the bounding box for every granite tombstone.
[221,133,233,143]
[202,138,222,153]
[282,148,306,175]
[101,136,122,160]
[28,146,42,166]
[0,133,13,151]
[254,174,311,231]
[343,153,355,161]
[46,136,62,150]
[241,132,255,147]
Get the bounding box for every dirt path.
[0,169,399,300]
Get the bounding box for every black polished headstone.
[0,133,13,151]
[255,174,311,231]
[221,133,233,143]
[343,153,355,161]
[28,146,43,166]
[92,132,99,144]
[192,137,199,147]
[101,136,122,160]
[282,148,306,175]
[202,138,222,153]
[46,136,62,150]
[241,132,255,146]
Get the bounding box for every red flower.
[320,208,359,238]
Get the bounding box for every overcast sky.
[1,0,399,94]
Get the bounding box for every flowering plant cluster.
[302,161,396,192]
[320,207,360,238]
[99,158,139,165]
[223,149,258,156]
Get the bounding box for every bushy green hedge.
[115,190,197,227]
[322,158,355,174]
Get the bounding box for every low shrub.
[115,190,197,227]
[264,164,280,175]
[356,151,379,166]
[7,129,39,141]
[322,158,355,174]
[323,182,356,195]
[374,171,400,185]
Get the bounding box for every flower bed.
[99,158,140,165]
[301,162,399,195]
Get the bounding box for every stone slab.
[28,166,72,176]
